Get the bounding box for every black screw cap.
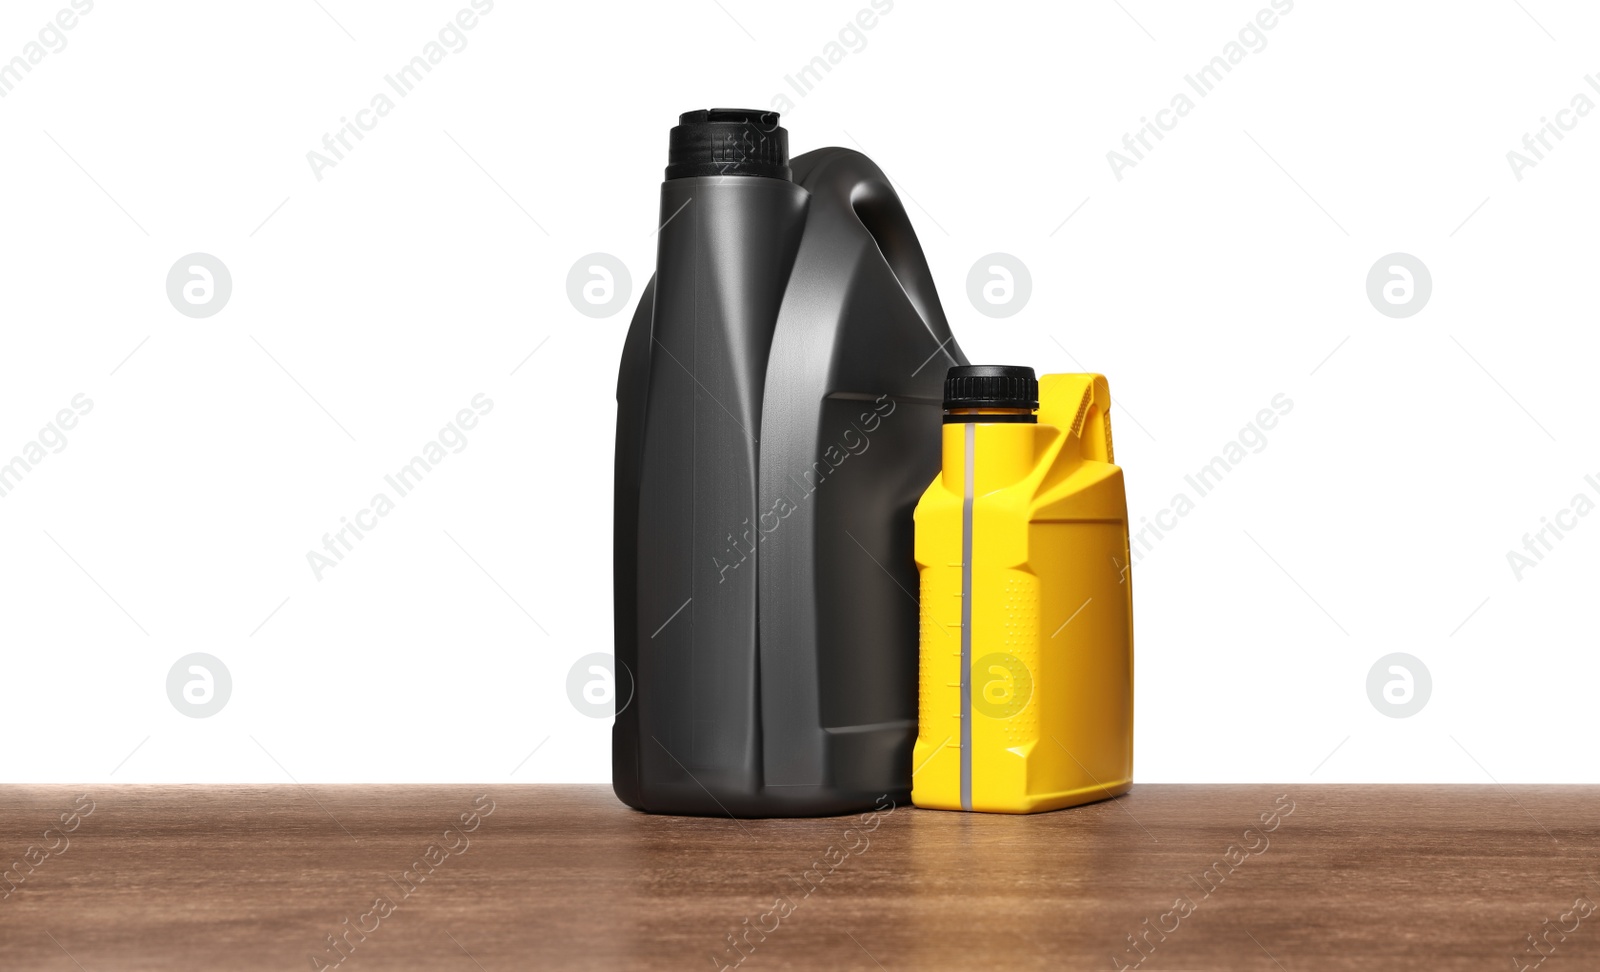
[666,108,790,181]
[944,365,1039,410]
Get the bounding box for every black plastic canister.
[613,110,966,816]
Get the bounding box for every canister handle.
[1038,373,1115,464]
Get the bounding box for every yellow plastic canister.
[911,371,1134,813]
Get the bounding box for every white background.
[2,0,1596,785]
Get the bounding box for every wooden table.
[2,785,1595,970]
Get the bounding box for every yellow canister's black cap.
[943,365,1039,410]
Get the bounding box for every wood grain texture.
[1,785,1596,970]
